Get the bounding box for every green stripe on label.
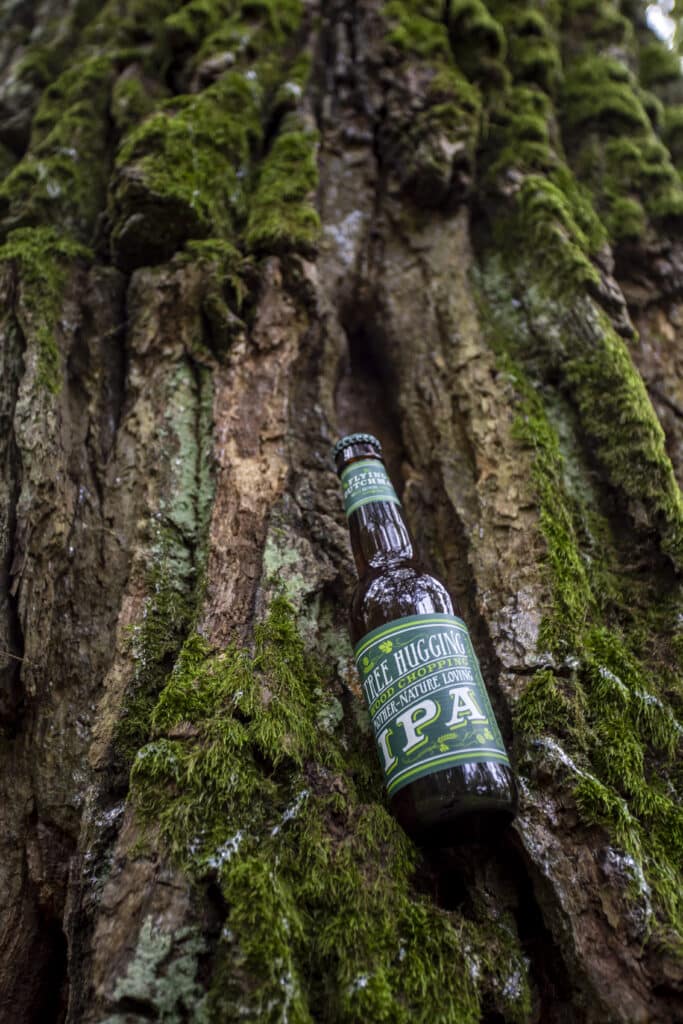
[354,613,511,798]
[340,460,400,517]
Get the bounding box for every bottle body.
[335,434,517,844]
[349,565,517,842]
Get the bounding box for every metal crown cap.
[332,433,383,461]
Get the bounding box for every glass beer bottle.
[333,433,517,842]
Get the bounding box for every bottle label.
[354,613,510,797]
[340,460,401,518]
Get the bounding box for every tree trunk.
[0,1,681,1021]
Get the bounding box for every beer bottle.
[333,433,517,842]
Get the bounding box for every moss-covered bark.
[0,1,681,1022]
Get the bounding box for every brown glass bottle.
[334,433,517,844]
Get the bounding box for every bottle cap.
[332,433,383,461]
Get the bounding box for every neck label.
[354,613,510,797]
[340,459,400,517]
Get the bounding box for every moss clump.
[500,8,562,94]
[0,55,114,241]
[663,104,683,166]
[378,3,483,207]
[0,226,91,391]
[485,85,558,184]
[558,35,683,242]
[381,63,482,206]
[13,42,70,90]
[561,0,633,49]
[563,57,650,133]
[639,41,682,89]
[110,70,163,137]
[82,0,181,50]
[181,238,251,354]
[167,0,301,61]
[245,125,320,255]
[448,0,506,60]
[482,80,607,295]
[563,317,683,568]
[126,597,532,1022]
[490,168,604,295]
[606,196,647,241]
[448,0,508,89]
[164,0,234,50]
[602,137,683,230]
[572,130,683,243]
[115,554,198,773]
[111,0,309,268]
[190,0,302,77]
[110,71,260,269]
[383,1,452,60]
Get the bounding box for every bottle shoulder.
[349,566,454,645]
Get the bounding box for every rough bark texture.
[0,1,682,1022]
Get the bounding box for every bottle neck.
[348,499,415,577]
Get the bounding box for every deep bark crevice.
[335,318,406,487]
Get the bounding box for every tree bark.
[0,1,681,1022]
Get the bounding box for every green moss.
[514,669,586,741]
[501,8,562,94]
[483,80,608,296]
[601,136,683,229]
[111,0,310,268]
[192,0,302,74]
[115,552,198,771]
[485,86,556,179]
[479,271,683,933]
[14,44,64,89]
[606,196,647,240]
[383,64,483,206]
[0,55,114,241]
[563,57,650,133]
[558,35,682,242]
[181,238,251,353]
[245,125,320,254]
[563,318,683,568]
[110,71,260,268]
[383,1,452,60]
[110,72,160,137]
[82,0,181,51]
[562,0,633,48]
[639,40,682,88]
[377,2,483,207]
[164,0,233,49]
[448,0,508,88]
[664,104,683,165]
[495,173,601,293]
[449,0,506,59]
[639,86,665,131]
[125,597,532,1021]
[167,0,301,59]
[0,226,91,391]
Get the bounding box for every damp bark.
[0,2,682,1023]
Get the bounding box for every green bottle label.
[354,614,510,797]
[340,460,400,517]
